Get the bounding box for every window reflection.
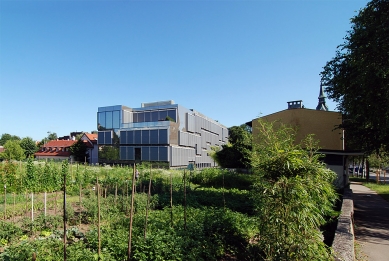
[106,111,113,129]
[113,111,120,129]
[98,112,106,130]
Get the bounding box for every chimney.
[287,100,304,109]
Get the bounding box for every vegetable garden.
[0,159,262,261]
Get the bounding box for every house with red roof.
[80,133,98,164]
[35,140,77,161]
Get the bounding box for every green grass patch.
[363,183,389,203]
[350,177,389,203]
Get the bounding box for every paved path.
[351,183,389,261]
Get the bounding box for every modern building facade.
[97,100,228,168]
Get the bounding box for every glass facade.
[120,129,168,145]
[132,109,176,123]
[120,146,169,161]
[97,102,228,168]
[97,105,122,131]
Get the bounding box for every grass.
[354,239,368,261]
[349,177,389,203]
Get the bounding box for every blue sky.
[0,0,369,141]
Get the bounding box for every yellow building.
[254,101,343,151]
[250,86,361,189]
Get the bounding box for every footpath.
[350,182,389,261]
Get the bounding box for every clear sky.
[0,0,369,141]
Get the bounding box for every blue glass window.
[134,130,141,144]
[113,111,120,129]
[137,112,144,123]
[159,129,168,144]
[106,111,113,129]
[159,147,168,161]
[98,131,105,144]
[142,147,150,161]
[167,109,176,122]
[127,131,134,144]
[120,147,127,160]
[133,113,138,123]
[159,110,167,121]
[151,111,158,122]
[127,147,134,160]
[98,112,106,130]
[150,130,158,144]
[104,131,112,144]
[120,131,127,144]
[98,131,112,145]
[142,130,150,144]
[150,147,158,161]
[144,111,151,122]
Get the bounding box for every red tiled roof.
[43,140,77,148]
[85,133,98,143]
[35,151,72,157]
[34,140,76,157]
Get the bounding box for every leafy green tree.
[70,139,89,162]
[25,157,36,192]
[321,0,389,154]
[0,161,17,192]
[0,133,21,146]
[99,146,119,161]
[20,137,38,158]
[368,148,389,169]
[251,119,338,260]
[47,132,58,141]
[75,133,84,140]
[214,125,252,168]
[0,140,25,161]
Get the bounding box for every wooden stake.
[126,180,129,214]
[3,185,6,220]
[127,164,136,261]
[63,169,67,261]
[55,191,58,215]
[97,178,101,260]
[25,192,28,218]
[184,170,187,230]
[170,170,173,227]
[144,165,152,239]
[13,193,16,224]
[79,183,82,225]
[44,192,47,218]
[31,192,34,222]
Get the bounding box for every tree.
[47,132,58,141]
[214,124,252,168]
[0,140,26,161]
[69,139,89,162]
[321,0,389,154]
[20,137,38,158]
[75,133,84,140]
[368,148,389,169]
[251,119,337,260]
[0,133,21,146]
